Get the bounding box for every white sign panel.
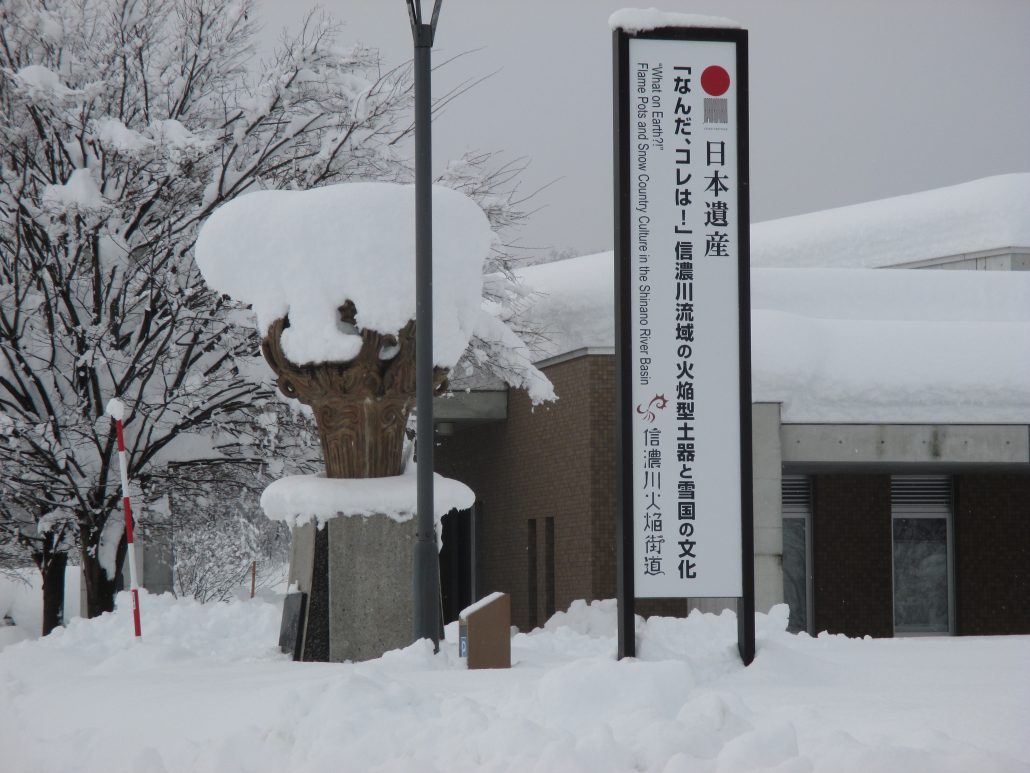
[626,35,743,598]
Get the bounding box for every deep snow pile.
[0,590,1027,772]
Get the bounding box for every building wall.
[804,472,1030,638]
[438,359,787,627]
[435,355,614,630]
[438,358,1030,637]
[954,474,1030,635]
[811,474,894,638]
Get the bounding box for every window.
[781,475,813,634]
[891,476,954,635]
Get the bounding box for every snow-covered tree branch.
[0,0,552,627]
[0,0,428,622]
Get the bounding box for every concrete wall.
[891,246,1030,271]
[684,402,784,617]
[781,424,1029,466]
[752,403,783,613]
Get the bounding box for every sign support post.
[613,19,754,664]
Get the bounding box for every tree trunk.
[39,552,67,636]
[80,527,128,619]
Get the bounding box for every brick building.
[434,174,1030,638]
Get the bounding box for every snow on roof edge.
[751,173,1030,269]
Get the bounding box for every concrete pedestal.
[287,514,416,662]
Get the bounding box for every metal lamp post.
[406,0,443,649]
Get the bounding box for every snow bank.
[0,589,1026,772]
[195,182,494,368]
[518,252,1030,422]
[260,462,474,528]
[752,173,1030,268]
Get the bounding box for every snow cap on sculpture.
[195,182,494,368]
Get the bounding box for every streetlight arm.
[429,0,443,35]
[406,0,443,46]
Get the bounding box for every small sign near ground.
[458,592,511,669]
[278,592,307,661]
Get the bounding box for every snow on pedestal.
[260,462,474,531]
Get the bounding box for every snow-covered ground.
[1,585,1026,772]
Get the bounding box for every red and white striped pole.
[107,398,142,638]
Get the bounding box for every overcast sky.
[256,0,1030,256]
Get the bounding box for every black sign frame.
[613,24,754,665]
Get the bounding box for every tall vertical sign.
[614,23,754,664]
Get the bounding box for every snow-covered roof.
[517,253,1030,423]
[752,174,1030,269]
[516,252,616,361]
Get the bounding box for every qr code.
[704,98,728,124]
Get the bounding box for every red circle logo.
[701,66,730,97]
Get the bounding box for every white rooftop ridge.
[609,9,742,32]
[752,173,1030,269]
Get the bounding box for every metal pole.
[408,0,442,648]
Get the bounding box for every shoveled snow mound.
[0,589,1026,772]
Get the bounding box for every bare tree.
[0,0,423,623]
[0,0,547,629]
